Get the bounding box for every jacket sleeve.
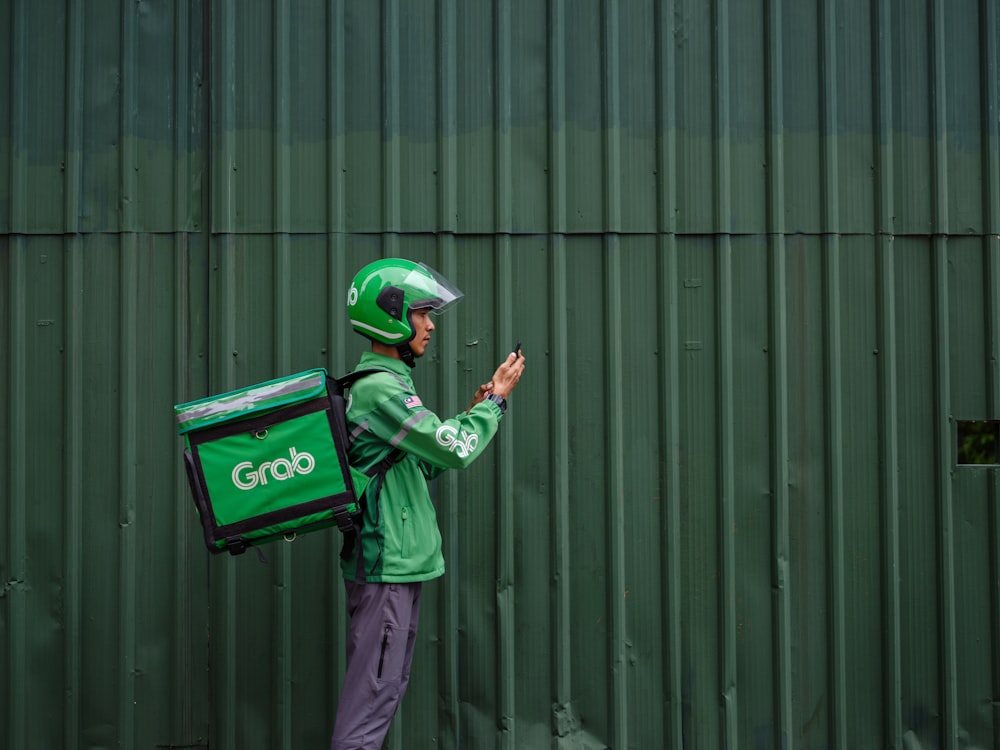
[352,377,504,471]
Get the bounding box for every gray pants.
[331,580,423,750]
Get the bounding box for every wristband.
[484,393,507,415]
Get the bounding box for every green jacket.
[342,351,504,582]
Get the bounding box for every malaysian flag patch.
[403,395,423,409]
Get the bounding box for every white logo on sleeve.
[232,447,315,490]
[435,425,479,458]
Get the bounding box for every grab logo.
[347,284,359,306]
[232,447,316,491]
[435,425,479,458]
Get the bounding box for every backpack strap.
[339,446,407,562]
[365,446,407,478]
[334,369,409,562]
[335,367,388,390]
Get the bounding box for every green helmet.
[347,259,463,362]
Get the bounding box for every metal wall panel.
[1,232,212,749]
[1,0,204,234]
[3,1,1000,749]
[195,0,998,238]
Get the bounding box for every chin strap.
[396,343,417,368]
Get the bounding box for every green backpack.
[175,368,390,555]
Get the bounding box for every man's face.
[409,308,435,357]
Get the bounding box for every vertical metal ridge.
[320,0,348,710]
[494,238,517,748]
[930,0,949,235]
[383,0,400,233]
[655,0,677,236]
[930,5,957,739]
[982,0,1000,735]
[438,0,457,233]
[10,0,27,230]
[602,0,621,233]
[765,0,793,746]
[717,235,738,746]
[874,0,896,236]
[172,231,197,739]
[219,561,238,750]
[873,1,903,742]
[6,240,27,750]
[713,0,732,236]
[714,0,738,742]
[272,225,293,747]
[118,236,139,750]
[325,223,348,707]
[215,0,237,233]
[765,0,786,234]
[988,241,1000,750]
[173,0,192,232]
[933,238,959,743]
[604,237,627,750]
[822,236,847,746]
[495,0,512,234]
[876,236,903,745]
[548,0,567,234]
[819,0,846,742]
[546,5,570,730]
[217,236,239,750]
[820,0,840,234]
[272,3,290,359]
[63,235,84,748]
[549,236,573,735]
[120,2,138,231]
[327,0,346,234]
[929,0,960,744]
[436,234,461,746]
[63,4,85,740]
[326,14,354,704]
[274,0,291,235]
[655,3,683,746]
[768,235,793,750]
[658,233,684,748]
[217,236,239,413]
[986,233,1000,750]
[986,0,1000,238]
[64,0,84,232]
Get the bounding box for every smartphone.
[513,340,522,357]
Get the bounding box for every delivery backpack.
[174,368,401,556]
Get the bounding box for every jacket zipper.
[400,506,409,557]
[377,624,391,679]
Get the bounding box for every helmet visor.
[404,263,464,313]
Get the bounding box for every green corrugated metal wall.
[2,0,999,748]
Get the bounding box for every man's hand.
[489,349,525,399]
[466,348,526,413]
[467,381,494,414]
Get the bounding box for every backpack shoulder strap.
[339,446,407,563]
[333,367,410,562]
[329,367,388,395]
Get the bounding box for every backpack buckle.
[333,503,361,533]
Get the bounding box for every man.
[331,258,525,749]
